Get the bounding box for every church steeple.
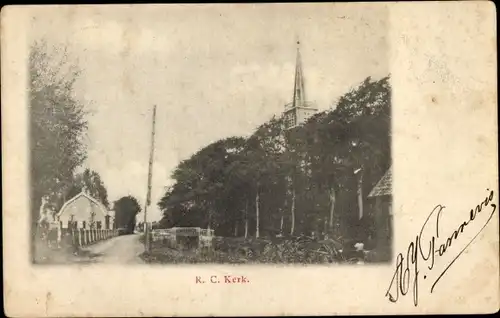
[283,37,318,129]
[292,39,306,108]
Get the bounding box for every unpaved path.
[82,234,145,264]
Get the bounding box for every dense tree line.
[159,76,391,244]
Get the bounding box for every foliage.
[30,39,89,251]
[113,196,142,234]
[66,168,110,208]
[143,236,366,264]
[158,76,391,245]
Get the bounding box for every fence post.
[57,222,62,248]
[74,229,78,247]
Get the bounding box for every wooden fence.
[151,228,214,250]
[39,226,119,250]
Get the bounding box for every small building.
[56,192,114,230]
[367,166,392,260]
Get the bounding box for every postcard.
[2,2,498,316]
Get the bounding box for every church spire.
[283,37,317,129]
[292,38,306,108]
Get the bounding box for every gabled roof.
[368,166,392,198]
[56,191,108,218]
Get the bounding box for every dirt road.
[81,234,145,264]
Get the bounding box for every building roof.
[368,166,392,198]
[56,191,108,218]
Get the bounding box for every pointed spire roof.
[292,39,306,108]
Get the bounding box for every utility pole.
[144,105,157,253]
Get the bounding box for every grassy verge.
[141,236,375,264]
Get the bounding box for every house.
[56,192,114,230]
[367,165,392,259]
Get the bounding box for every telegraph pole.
[144,105,157,253]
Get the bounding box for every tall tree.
[66,169,110,208]
[29,40,88,255]
[113,196,142,234]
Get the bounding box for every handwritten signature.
[386,189,497,306]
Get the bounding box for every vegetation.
[67,168,110,208]
[142,235,368,264]
[30,40,113,262]
[158,76,391,249]
[113,195,142,234]
[30,40,89,257]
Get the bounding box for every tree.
[158,137,249,235]
[304,76,391,240]
[113,196,142,234]
[29,39,88,257]
[66,168,110,208]
[157,76,391,245]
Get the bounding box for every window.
[82,221,86,229]
[286,115,296,128]
[97,221,102,229]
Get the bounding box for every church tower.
[283,39,318,129]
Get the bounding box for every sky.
[29,4,389,222]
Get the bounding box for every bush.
[144,235,366,264]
